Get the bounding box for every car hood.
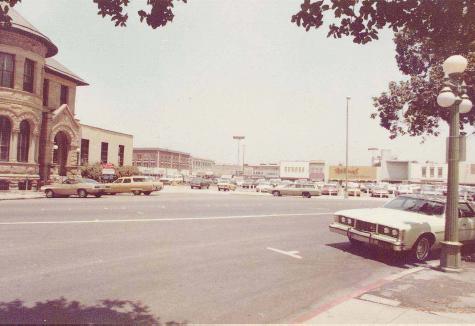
[336,207,443,230]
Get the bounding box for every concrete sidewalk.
[304,261,475,324]
[0,190,44,200]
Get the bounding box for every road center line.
[267,247,303,259]
[0,212,332,226]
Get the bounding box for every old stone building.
[0,10,132,190]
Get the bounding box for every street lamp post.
[437,55,473,272]
[233,136,245,176]
[345,97,350,199]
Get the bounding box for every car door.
[121,178,132,192]
[458,203,475,242]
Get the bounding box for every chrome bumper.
[329,223,406,251]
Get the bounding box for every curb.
[0,195,45,201]
[294,261,438,323]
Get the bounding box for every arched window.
[17,120,30,162]
[0,116,11,161]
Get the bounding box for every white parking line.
[267,247,303,259]
[0,212,332,226]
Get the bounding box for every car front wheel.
[411,235,432,262]
[272,191,280,197]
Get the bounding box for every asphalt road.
[0,192,416,323]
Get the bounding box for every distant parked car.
[190,177,211,189]
[42,178,110,198]
[271,184,321,198]
[321,185,339,196]
[256,181,272,193]
[217,179,236,191]
[371,186,389,198]
[395,184,413,196]
[347,187,361,197]
[242,179,254,189]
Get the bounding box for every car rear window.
[133,178,146,182]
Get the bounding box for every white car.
[256,182,273,193]
[329,195,475,262]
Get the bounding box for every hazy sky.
[16,0,475,165]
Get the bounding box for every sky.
[15,0,475,165]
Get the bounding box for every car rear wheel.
[95,194,102,198]
[133,190,141,196]
[272,191,280,197]
[77,189,88,198]
[143,191,152,195]
[411,235,432,262]
[302,192,311,198]
[45,189,55,198]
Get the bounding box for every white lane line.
[267,247,303,259]
[0,212,332,226]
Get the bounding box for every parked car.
[329,194,475,262]
[418,184,443,196]
[106,176,160,195]
[371,186,389,198]
[395,184,413,196]
[242,179,254,189]
[256,181,272,193]
[271,183,321,198]
[321,184,338,196]
[159,176,175,185]
[347,187,361,197]
[190,177,210,189]
[217,179,236,191]
[42,178,110,198]
[269,178,281,187]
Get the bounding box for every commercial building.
[212,164,241,178]
[279,161,309,180]
[133,147,191,176]
[328,165,378,182]
[80,124,133,166]
[245,163,280,179]
[0,10,134,190]
[191,157,215,176]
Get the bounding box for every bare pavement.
[0,189,475,324]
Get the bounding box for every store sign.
[102,168,115,175]
[329,166,377,181]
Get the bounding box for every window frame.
[23,58,35,93]
[100,142,108,163]
[60,85,69,105]
[0,52,14,88]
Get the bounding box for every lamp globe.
[442,55,468,75]
[437,88,456,108]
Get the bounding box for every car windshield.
[384,197,445,216]
[81,178,99,184]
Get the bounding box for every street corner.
[360,261,475,317]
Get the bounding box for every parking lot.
[0,190,424,323]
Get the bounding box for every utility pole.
[233,136,245,176]
[345,97,350,199]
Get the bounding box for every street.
[0,192,422,323]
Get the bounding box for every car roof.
[397,194,471,205]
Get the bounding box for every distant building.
[191,157,215,176]
[280,161,310,180]
[246,163,280,179]
[212,164,241,178]
[328,165,378,182]
[133,147,191,176]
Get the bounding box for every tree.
[80,163,103,181]
[291,0,475,138]
[0,0,187,29]
[115,165,139,178]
